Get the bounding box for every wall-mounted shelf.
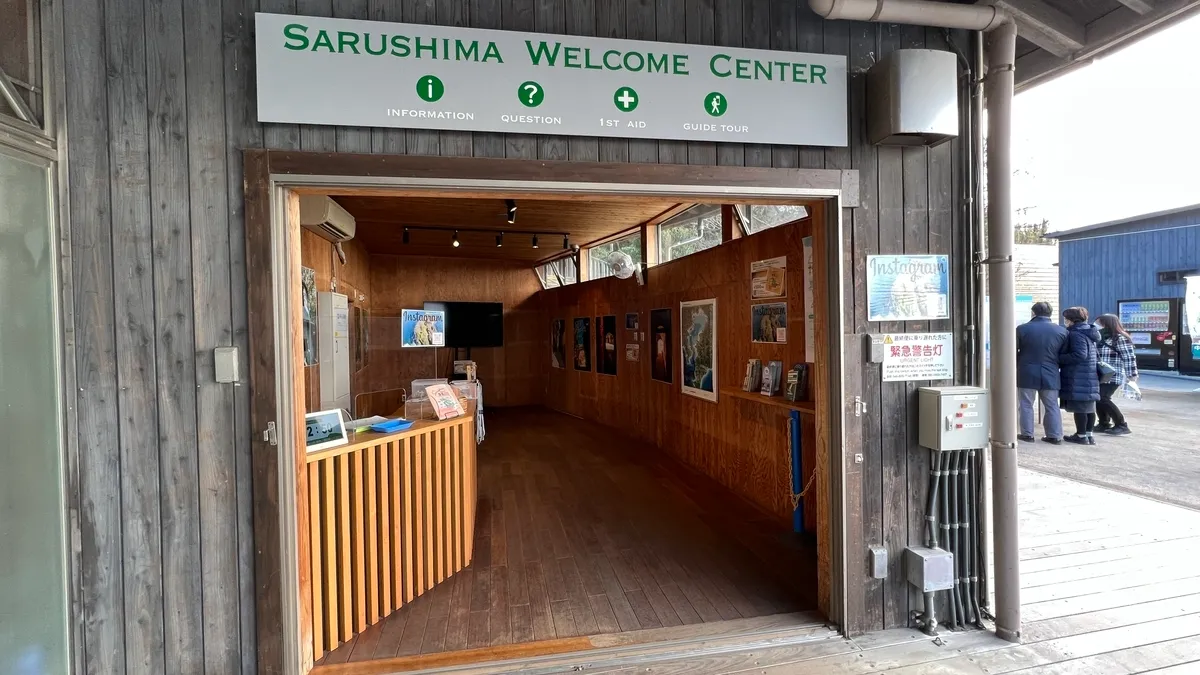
[721,387,816,415]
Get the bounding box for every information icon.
[416,75,445,102]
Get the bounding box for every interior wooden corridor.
[315,408,815,669]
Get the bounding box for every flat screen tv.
[423,301,504,348]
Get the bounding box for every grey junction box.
[918,386,990,451]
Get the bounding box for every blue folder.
[369,418,414,433]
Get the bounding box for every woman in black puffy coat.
[1059,306,1101,445]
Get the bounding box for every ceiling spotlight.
[496,232,503,248]
[506,199,517,225]
[403,227,410,244]
[562,234,569,250]
[452,230,461,248]
[532,234,539,249]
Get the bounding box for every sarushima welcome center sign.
[254,13,848,147]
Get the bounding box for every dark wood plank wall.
[62,0,967,670]
[540,220,821,531]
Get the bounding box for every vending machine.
[1181,278,1200,375]
[1118,298,1183,371]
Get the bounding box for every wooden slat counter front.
[305,403,478,661]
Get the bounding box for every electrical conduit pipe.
[807,0,1021,644]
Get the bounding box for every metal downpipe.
[985,19,1021,644]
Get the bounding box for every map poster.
[573,317,591,371]
[401,309,445,347]
[650,308,673,383]
[881,332,954,382]
[750,256,787,299]
[680,298,717,401]
[866,254,950,322]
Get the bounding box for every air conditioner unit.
[299,195,356,242]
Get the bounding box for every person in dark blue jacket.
[1016,302,1068,444]
[1059,306,1102,445]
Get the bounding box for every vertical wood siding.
[1058,218,1200,318]
[61,0,966,670]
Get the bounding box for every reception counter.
[305,403,478,660]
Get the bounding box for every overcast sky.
[1012,13,1200,232]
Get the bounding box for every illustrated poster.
[650,308,673,383]
[551,319,566,369]
[751,302,788,343]
[866,254,950,322]
[302,266,318,366]
[573,317,591,371]
[750,256,787,299]
[401,309,446,347]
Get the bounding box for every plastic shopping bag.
[1122,380,1143,401]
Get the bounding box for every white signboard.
[881,332,954,382]
[255,13,848,146]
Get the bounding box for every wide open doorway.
[244,153,852,674]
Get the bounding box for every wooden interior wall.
[361,255,544,411]
[301,229,373,413]
[61,0,968,669]
[542,220,819,530]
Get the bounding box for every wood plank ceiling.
[336,195,683,262]
[999,0,1200,91]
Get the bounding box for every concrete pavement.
[1018,376,1200,510]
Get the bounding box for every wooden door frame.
[244,149,862,674]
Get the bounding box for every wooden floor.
[316,408,815,668]
[370,467,1200,674]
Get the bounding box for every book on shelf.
[785,363,810,402]
[743,359,762,392]
[761,360,784,396]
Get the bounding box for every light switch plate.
[214,347,240,383]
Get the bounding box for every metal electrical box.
[867,49,959,147]
[905,546,955,592]
[918,386,990,451]
[318,291,351,411]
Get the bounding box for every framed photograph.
[680,299,717,401]
[598,315,618,375]
[305,409,348,452]
[551,318,566,369]
[650,308,672,383]
[301,266,318,366]
[625,312,639,330]
[573,317,591,371]
[401,309,446,347]
[751,302,788,343]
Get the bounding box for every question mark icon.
[518,81,544,108]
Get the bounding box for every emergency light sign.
[881,332,954,382]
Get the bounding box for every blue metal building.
[1046,203,1200,319]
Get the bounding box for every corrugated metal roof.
[1045,203,1200,241]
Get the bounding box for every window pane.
[747,205,808,234]
[588,231,642,280]
[0,0,44,127]
[658,205,723,262]
[536,256,577,289]
[0,148,68,674]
